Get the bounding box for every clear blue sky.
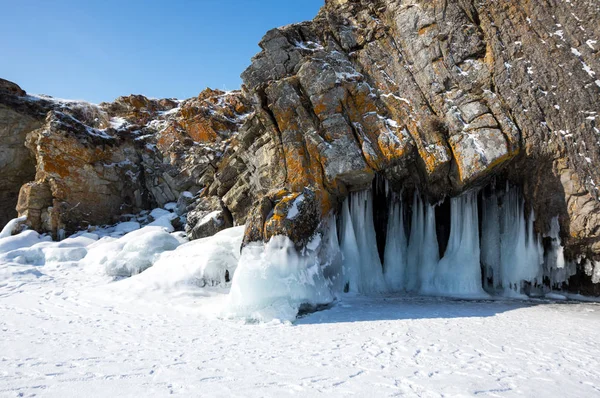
[0,0,324,103]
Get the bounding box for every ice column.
[340,191,387,294]
[433,192,487,297]
[405,193,425,292]
[383,197,408,292]
[544,216,575,288]
[481,192,501,289]
[339,199,361,293]
[499,187,544,296]
[403,193,439,293]
[320,215,345,294]
[418,202,440,294]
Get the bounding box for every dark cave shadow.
[295,294,597,325]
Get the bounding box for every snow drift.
[83,226,181,277]
[121,226,245,293]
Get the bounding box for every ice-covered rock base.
[224,183,582,321]
[226,218,342,322]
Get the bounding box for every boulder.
[185,197,233,240]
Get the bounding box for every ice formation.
[481,186,544,297]
[122,226,245,293]
[416,198,440,295]
[226,219,339,322]
[338,184,569,299]
[339,199,361,293]
[83,226,180,277]
[433,192,486,298]
[405,193,425,292]
[0,216,26,239]
[383,196,407,292]
[0,232,91,266]
[543,217,576,287]
[340,191,386,294]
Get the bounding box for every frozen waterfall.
[431,193,487,297]
[227,183,573,321]
[340,184,568,298]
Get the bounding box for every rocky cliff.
[237,0,600,250]
[1,0,599,294]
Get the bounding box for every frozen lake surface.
[1,256,600,397]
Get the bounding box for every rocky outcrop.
[185,196,234,240]
[0,80,48,226]
[231,0,600,268]
[17,111,147,236]
[0,80,251,237]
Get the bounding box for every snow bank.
[0,216,26,239]
[0,231,51,255]
[122,226,245,292]
[114,221,141,234]
[147,212,177,232]
[83,226,180,277]
[0,232,96,267]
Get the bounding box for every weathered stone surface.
[0,80,46,226]
[18,111,147,236]
[0,82,252,238]
[263,188,320,249]
[231,0,600,267]
[185,196,234,240]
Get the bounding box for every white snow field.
[1,194,600,397]
[1,269,600,398]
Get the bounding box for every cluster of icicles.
[338,185,573,298]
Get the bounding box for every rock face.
[1,1,600,290]
[0,79,48,226]
[17,111,147,236]
[234,0,600,264]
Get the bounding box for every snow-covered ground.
[1,228,600,397]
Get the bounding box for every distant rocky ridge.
[0,78,251,239]
[1,0,600,294]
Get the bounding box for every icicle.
[339,191,387,294]
[544,216,575,288]
[383,196,407,292]
[339,198,361,293]
[524,208,544,282]
[499,187,543,297]
[418,202,440,294]
[481,191,501,290]
[405,192,424,292]
[320,215,344,295]
[350,191,387,294]
[593,261,600,284]
[433,192,487,298]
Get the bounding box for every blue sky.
[0,0,324,103]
